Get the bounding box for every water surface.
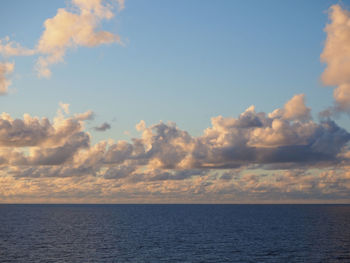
[1,204,350,262]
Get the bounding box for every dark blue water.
[1,205,350,262]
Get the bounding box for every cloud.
[321,4,350,111]
[0,37,35,57]
[28,132,90,166]
[2,95,349,184]
[117,0,125,11]
[35,0,123,77]
[59,102,70,114]
[3,165,350,203]
[268,94,311,121]
[0,62,14,95]
[93,122,111,131]
[0,0,124,82]
[74,110,95,121]
[2,3,350,202]
[0,106,92,148]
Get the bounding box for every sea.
[0,204,350,262]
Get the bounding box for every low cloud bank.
[0,95,349,202]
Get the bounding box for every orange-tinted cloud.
[0,0,124,89]
[0,37,35,57]
[321,5,350,110]
[0,62,14,94]
[0,96,349,192]
[36,0,123,77]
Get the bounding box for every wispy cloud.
[0,36,35,57]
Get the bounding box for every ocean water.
[1,205,350,262]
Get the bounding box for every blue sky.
[1,0,350,203]
[0,0,341,140]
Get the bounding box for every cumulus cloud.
[0,62,14,95]
[198,109,348,168]
[0,0,124,81]
[2,3,350,202]
[35,0,123,77]
[28,132,90,166]
[321,4,350,111]
[0,106,92,148]
[270,94,311,121]
[93,122,111,131]
[1,96,349,186]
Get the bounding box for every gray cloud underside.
[93,122,111,131]
[0,95,349,184]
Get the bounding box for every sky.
[0,0,350,203]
